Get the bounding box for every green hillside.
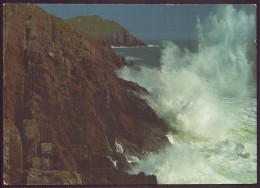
[67,15,125,36]
[66,15,146,46]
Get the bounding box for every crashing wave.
[117,5,256,184]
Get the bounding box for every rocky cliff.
[66,15,146,47]
[3,4,169,185]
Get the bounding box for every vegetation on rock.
[66,15,146,46]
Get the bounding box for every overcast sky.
[38,4,256,40]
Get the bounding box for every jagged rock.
[3,4,170,185]
[71,144,90,163]
[3,119,24,184]
[41,143,53,155]
[26,168,83,185]
[32,157,41,169]
[23,119,39,143]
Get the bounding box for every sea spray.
[117,5,256,183]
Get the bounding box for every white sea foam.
[107,156,118,169]
[148,44,161,48]
[125,154,140,164]
[115,139,124,153]
[111,46,145,48]
[125,56,141,61]
[118,5,256,184]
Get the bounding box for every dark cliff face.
[3,4,169,185]
[66,16,146,47]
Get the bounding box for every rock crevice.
[3,4,169,185]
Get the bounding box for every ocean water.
[114,5,256,184]
[112,44,162,68]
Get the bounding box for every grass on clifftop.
[66,15,125,36]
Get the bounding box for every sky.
[38,4,256,40]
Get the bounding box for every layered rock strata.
[3,4,169,185]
